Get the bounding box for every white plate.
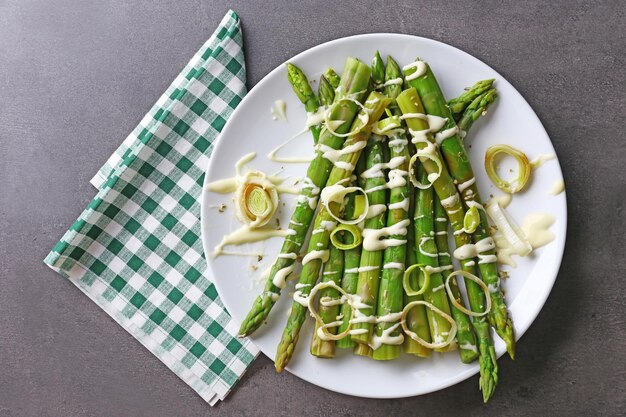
[201,34,567,399]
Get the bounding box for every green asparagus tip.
[497,318,516,360]
[371,51,385,86]
[479,347,499,403]
[285,62,310,103]
[385,55,401,74]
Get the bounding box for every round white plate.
[201,34,566,399]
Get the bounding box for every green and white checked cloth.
[44,10,258,405]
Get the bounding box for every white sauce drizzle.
[213,226,290,257]
[302,250,330,265]
[365,204,387,219]
[402,60,428,80]
[530,153,556,169]
[383,262,405,270]
[457,177,476,193]
[362,219,410,251]
[388,198,410,211]
[549,179,565,196]
[270,99,287,121]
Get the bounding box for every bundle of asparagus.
[236,54,510,403]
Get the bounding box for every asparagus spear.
[325,68,341,90]
[447,79,495,122]
[372,56,412,360]
[397,87,497,402]
[318,75,335,107]
[371,51,385,90]
[433,193,479,363]
[457,88,497,135]
[310,243,344,358]
[336,184,363,349]
[413,165,455,351]
[286,63,322,144]
[238,58,371,337]
[348,137,388,351]
[403,184,432,357]
[274,92,392,372]
[404,61,514,359]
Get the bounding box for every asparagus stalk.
[403,184,432,357]
[325,68,341,90]
[238,58,371,337]
[404,62,514,359]
[413,165,455,351]
[349,138,388,348]
[336,185,363,349]
[274,92,392,372]
[371,51,385,90]
[318,75,335,107]
[372,56,412,360]
[397,87,497,402]
[310,244,344,357]
[457,88,497,134]
[433,193,479,363]
[447,79,495,122]
[286,63,322,144]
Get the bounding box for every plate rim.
[200,32,568,399]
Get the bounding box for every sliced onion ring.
[321,185,369,225]
[484,144,531,193]
[234,173,279,228]
[307,281,352,341]
[401,300,457,349]
[330,224,362,250]
[408,152,442,190]
[444,270,492,317]
[323,98,369,138]
[463,206,480,234]
[403,264,431,296]
[486,201,532,256]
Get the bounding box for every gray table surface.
[1,0,625,416]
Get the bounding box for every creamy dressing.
[366,169,408,193]
[549,179,565,196]
[270,99,287,121]
[272,263,295,289]
[365,204,387,219]
[213,226,291,257]
[530,153,556,169]
[459,342,478,353]
[316,140,367,170]
[267,128,314,163]
[388,198,410,211]
[383,262,405,270]
[402,59,427,80]
[521,213,556,248]
[305,106,327,128]
[457,177,476,193]
[434,126,459,145]
[360,156,406,179]
[382,77,403,87]
[362,219,410,251]
[452,237,496,261]
[302,249,330,265]
[440,194,460,208]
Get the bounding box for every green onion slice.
[330,224,362,250]
[403,264,431,296]
[444,270,492,317]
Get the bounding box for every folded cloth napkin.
[45,10,258,405]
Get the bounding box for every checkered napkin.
[44,10,258,405]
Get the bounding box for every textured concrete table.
[1,1,624,416]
